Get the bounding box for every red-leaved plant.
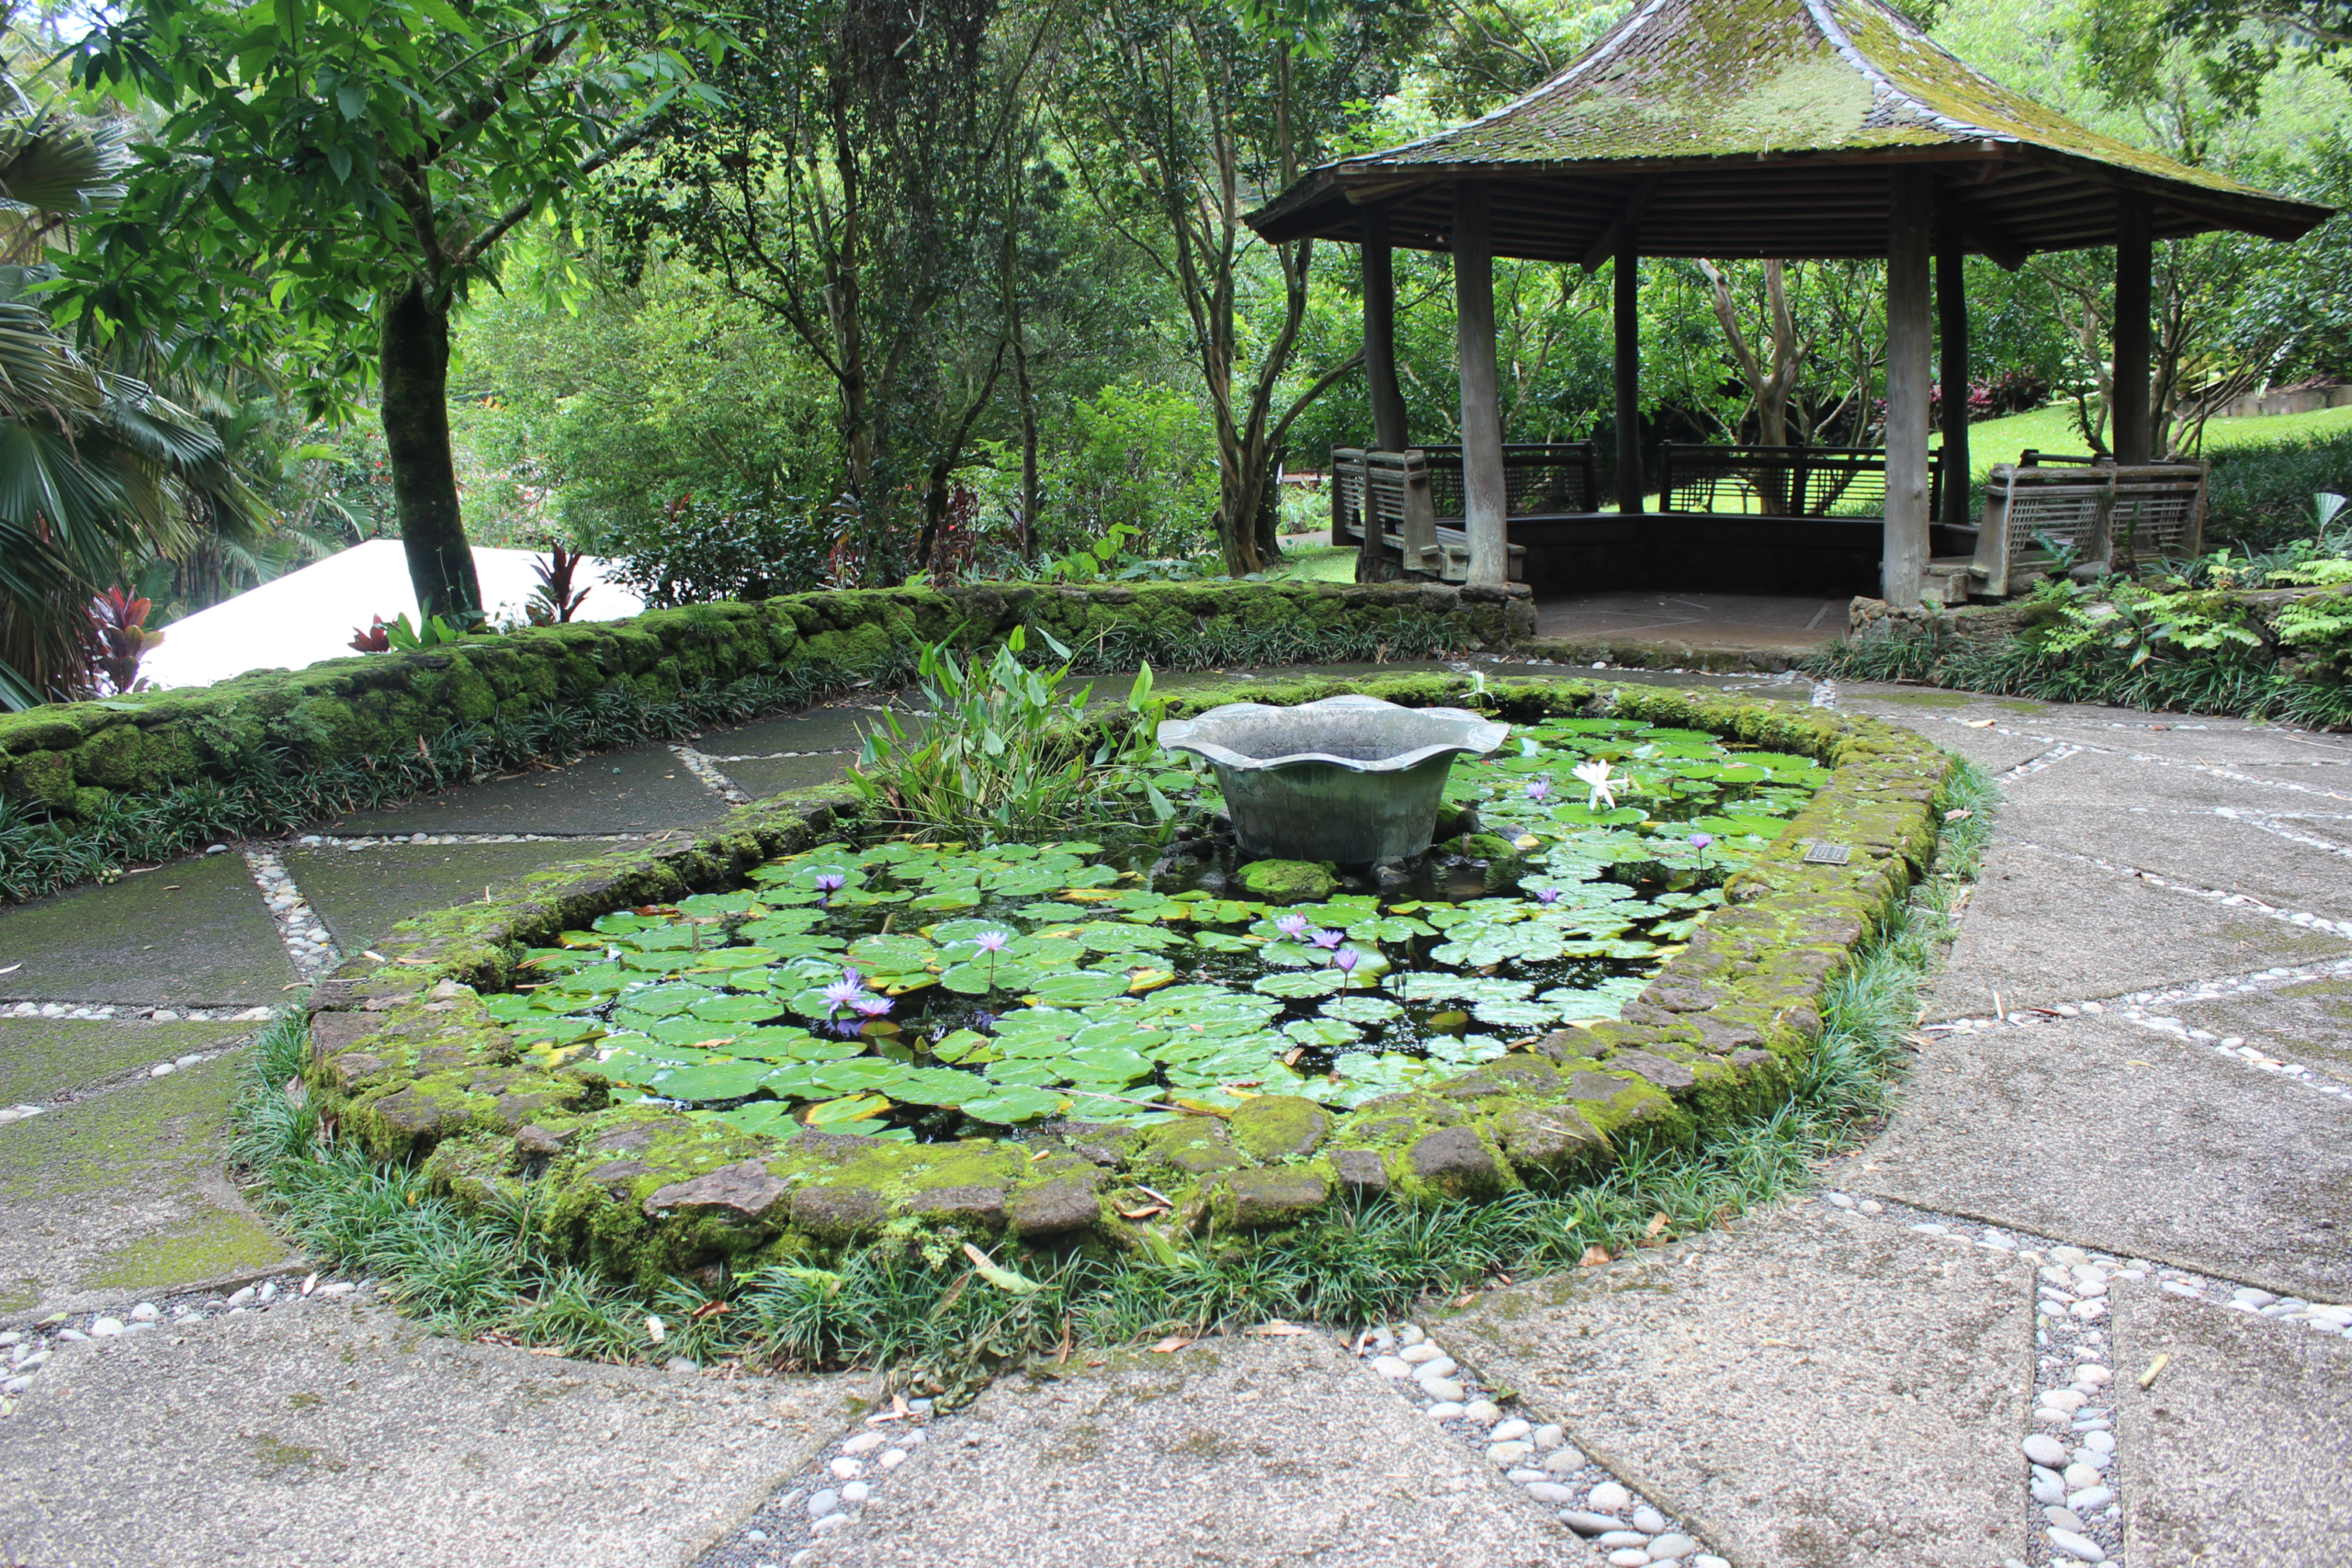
[527,545,591,625]
[85,588,164,695]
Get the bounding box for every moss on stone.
[1228,1095,1331,1162]
[81,1203,294,1292]
[1237,860,1338,903]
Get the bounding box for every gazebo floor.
[1534,590,1845,655]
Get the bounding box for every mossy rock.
[1237,860,1338,904]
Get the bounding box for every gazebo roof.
[1248,0,2331,264]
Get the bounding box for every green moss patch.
[0,1017,252,1106]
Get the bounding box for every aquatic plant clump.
[486,715,1834,1142]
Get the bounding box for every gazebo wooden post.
[1357,207,1408,580]
[1362,207,1409,452]
[1936,205,1971,535]
[2113,192,2154,467]
[1883,169,1934,605]
[1613,227,1642,514]
[1453,182,1509,586]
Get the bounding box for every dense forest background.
[2,0,2348,696]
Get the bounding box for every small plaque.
[1802,840,1852,865]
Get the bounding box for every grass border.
[231,756,1993,1401]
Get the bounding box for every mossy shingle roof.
[1249,0,2329,263]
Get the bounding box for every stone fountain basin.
[1157,694,1510,863]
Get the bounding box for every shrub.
[2201,432,2352,553]
[847,626,1175,844]
[1042,383,1220,561]
[605,494,832,606]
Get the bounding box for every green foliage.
[2204,434,2352,551]
[848,627,1175,843]
[63,0,718,394]
[1038,383,1221,560]
[603,493,831,607]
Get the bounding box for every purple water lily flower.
[1534,886,1562,905]
[1310,929,1344,951]
[850,993,893,1019]
[813,871,846,906]
[820,975,867,1013]
[1688,832,1715,852]
[1333,948,1360,974]
[971,929,1011,953]
[1525,779,1551,803]
[1275,914,1309,940]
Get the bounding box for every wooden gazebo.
[1247,0,2331,602]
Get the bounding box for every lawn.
[1949,403,2352,478]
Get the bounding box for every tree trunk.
[379,280,482,625]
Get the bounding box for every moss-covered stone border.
[300,673,1950,1287]
[2,580,1532,822]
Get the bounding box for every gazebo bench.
[1932,455,2210,599]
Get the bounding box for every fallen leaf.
[2127,1059,2154,1067]
[300,1272,318,1297]
[1150,1336,1193,1354]
[1115,1201,1170,1220]
[0,963,17,976]
[1084,1359,1106,1369]
[2139,1352,2168,1389]
[161,884,180,891]
[1944,807,1975,821]
[1579,1246,1611,1267]
[1963,719,1996,729]
[690,1300,732,1320]
[865,1393,910,1425]
[1644,1212,1671,1239]
[1451,1290,1479,1308]
[527,1346,568,1357]
[645,1314,666,1344]
[962,1242,1043,1295]
[1250,1321,1308,1336]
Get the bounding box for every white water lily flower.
[1572,758,1626,811]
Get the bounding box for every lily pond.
[481,713,1833,1142]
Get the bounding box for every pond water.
[481,714,1832,1142]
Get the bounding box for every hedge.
[0,580,1534,825]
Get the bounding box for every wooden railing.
[1657,444,1942,521]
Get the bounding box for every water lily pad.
[656,1060,775,1101]
[1252,970,1343,999]
[960,1087,1068,1124]
[1029,971,1131,1005]
[1320,996,1404,1025]
[689,994,786,1023]
[805,1093,892,1128]
[812,1058,910,1093]
[846,934,937,972]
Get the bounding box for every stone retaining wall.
[1,580,1532,821]
[299,673,1951,1286]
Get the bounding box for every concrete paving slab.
[1442,1203,2033,1568]
[0,1049,295,1315]
[1926,840,2351,1017]
[0,1296,871,1568]
[329,746,728,836]
[1863,1012,2352,1300]
[1992,784,2352,923]
[704,705,891,758]
[288,839,603,952]
[2173,975,2352,1089]
[2106,1283,2352,1568]
[794,1333,1563,1568]
[1536,591,1843,653]
[723,752,854,800]
[0,1016,254,1107]
[1838,696,2057,773]
[0,852,296,1007]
